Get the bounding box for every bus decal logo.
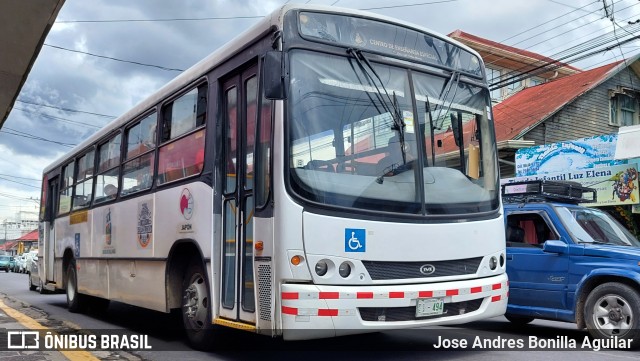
[345,228,366,252]
[419,264,436,275]
[137,201,153,249]
[353,32,366,47]
[102,208,116,255]
[180,189,194,220]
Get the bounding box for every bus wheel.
[584,282,640,347]
[66,260,86,313]
[182,261,214,350]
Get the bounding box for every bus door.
[44,176,59,283]
[219,64,258,323]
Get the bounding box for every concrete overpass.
[0,0,66,129]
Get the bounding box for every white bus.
[37,4,507,349]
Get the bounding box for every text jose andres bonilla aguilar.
[433,335,633,351]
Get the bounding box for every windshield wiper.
[433,71,461,131]
[347,49,404,131]
[425,97,436,166]
[576,239,613,245]
[347,48,406,157]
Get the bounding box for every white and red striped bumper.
[280,273,508,340]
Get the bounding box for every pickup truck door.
[506,208,570,311]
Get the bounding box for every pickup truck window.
[556,206,640,247]
[506,212,558,247]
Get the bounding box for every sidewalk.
[0,301,69,361]
[0,295,142,361]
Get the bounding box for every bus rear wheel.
[66,260,86,313]
[182,261,215,350]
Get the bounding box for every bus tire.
[584,282,640,347]
[182,260,215,350]
[66,260,86,313]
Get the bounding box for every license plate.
[416,298,445,317]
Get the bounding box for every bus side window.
[122,112,157,196]
[157,83,207,185]
[224,85,238,194]
[94,134,122,204]
[255,90,273,208]
[72,149,95,210]
[58,161,74,215]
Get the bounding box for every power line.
[540,9,640,56]
[0,174,40,181]
[512,0,634,52]
[490,32,640,90]
[498,0,600,44]
[44,44,184,72]
[0,204,40,209]
[0,177,41,189]
[0,192,40,204]
[14,107,102,129]
[359,0,458,11]
[54,1,459,23]
[485,0,630,69]
[490,7,640,89]
[15,99,117,119]
[56,15,264,23]
[0,127,77,148]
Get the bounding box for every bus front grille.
[358,298,483,322]
[361,257,482,280]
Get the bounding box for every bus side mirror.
[263,51,288,100]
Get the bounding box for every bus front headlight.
[315,260,328,276]
[489,256,498,270]
[338,262,351,278]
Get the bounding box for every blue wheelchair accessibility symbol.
[345,228,366,252]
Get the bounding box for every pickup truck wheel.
[505,315,534,325]
[66,260,86,313]
[584,282,640,346]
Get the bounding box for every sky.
[1,0,639,223]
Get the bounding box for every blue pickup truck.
[502,180,640,345]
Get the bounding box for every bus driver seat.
[376,133,416,176]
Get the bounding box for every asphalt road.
[0,271,636,360]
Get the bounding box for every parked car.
[28,253,44,293]
[502,180,640,346]
[8,256,16,272]
[24,250,38,274]
[15,255,26,273]
[0,255,11,272]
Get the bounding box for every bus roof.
[43,4,481,174]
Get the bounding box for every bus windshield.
[288,50,499,215]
